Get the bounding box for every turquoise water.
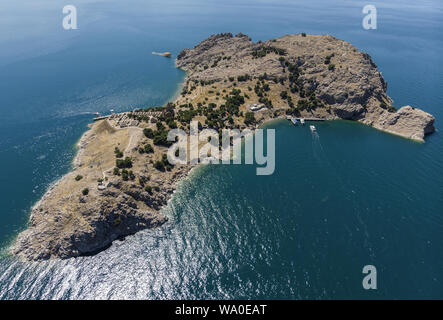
[0,0,442,299]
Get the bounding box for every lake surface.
[0,0,442,299]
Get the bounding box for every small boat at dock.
[300,118,305,125]
[310,125,316,132]
[291,118,298,125]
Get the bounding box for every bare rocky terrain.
[12,33,435,261]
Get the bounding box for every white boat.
[300,118,305,125]
[310,125,316,132]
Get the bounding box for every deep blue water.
[0,0,442,299]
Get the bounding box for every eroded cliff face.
[176,33,434,141]
[13,188,167,260]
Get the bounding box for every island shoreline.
[10,32,435,261]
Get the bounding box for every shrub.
[259,97,273,109]
[113,167,120,175]
[328,64,335,71]
[143,128,154,139]
[154,160,165,171]
[251,45,287,58]
[168,120,177,129]
[82,188,89,196]
[116,157,132,169]
[114,147,123,158]
[144,144,154,153]
[153,131,172,146]
[121,169,129,181]
[75,175,83,181]
[301,33,307,37]
[237,74,250,82]
[114,217,121,226]
[280,91,288,100]
[244,112,255,125]
[156,122,166,131]
[161,154,172,171]
[145,185,153,194]
[324,53,334,65]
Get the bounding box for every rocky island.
[12,33,435,261]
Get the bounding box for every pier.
[93,116,110,122]
[286,116,326,122]
[93,116,110,121]
[294,117,325,121]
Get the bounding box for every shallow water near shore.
[0,0,442,299]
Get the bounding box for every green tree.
[280,91,288,100]
[143,128,154,139]
[116,157,132,169]
[144,144,154,153]
[154,160,165,171]
[244,112,255,125]
[114,147,123,158]
[145,185,153,194]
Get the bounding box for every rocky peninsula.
[12,33,435,261]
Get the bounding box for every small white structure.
[310,125,316,132]
[250,104,264,112]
